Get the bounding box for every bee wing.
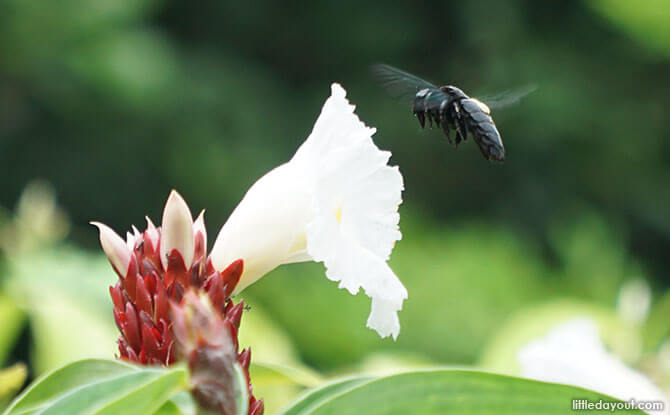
[371,64,438,101]
[477,84,538,110]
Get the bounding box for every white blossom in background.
[210,83,407,339]
[518,318,668,414]
[617,278,652,325]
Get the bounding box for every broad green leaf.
[3,359,188,415]
[0,296,25,366]
[281,376,373,415]
[287,370,645,415]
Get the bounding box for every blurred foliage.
[248,363,321,414]
[244,214,548,367]
[1,0,670,277]
[0,183,118,373]
[1,0,670,409]
[4,248,119,373]
[0,364,27,410]
[588,0,670,58]
[478,299,640,374]
[0,297,24,367]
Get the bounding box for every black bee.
[373,64,535,162]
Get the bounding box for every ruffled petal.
[210,83,406,339]
[302,83,406,339]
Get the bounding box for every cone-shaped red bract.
[102,212,262,414]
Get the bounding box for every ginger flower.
[210,83,407,339]
[93,191,262,414]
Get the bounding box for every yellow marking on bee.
[472,98,490,114]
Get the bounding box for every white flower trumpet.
[210,83,407,339]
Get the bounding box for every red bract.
[172,291,264,415]
[95,190,263,414]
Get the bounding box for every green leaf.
[3,359,188,415]
[284,370,645,415]
[281,376,373,415]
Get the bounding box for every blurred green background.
[1,0,670,412]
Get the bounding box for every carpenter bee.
[372,64,535,162]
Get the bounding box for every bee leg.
[440,115,452,144]
[415,111,426,129]
[458,118,468,142]
[427,112,433,129]
[449,106,462,146]
[452,102,468,145]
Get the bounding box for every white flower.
[518,318,668,413]
[210,83,407,339]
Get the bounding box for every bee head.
[441,85,467,99]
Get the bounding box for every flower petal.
[193,210,208,262]
[145,216,159,248]
[91,221,131,275]
[210,162,313,292]
[306,205,406,339]
[193,210,207,250]
[210,83,407,338]
[302,83,406,339]
[160,190,194,270]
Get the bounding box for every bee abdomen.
[459,98,505,161]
